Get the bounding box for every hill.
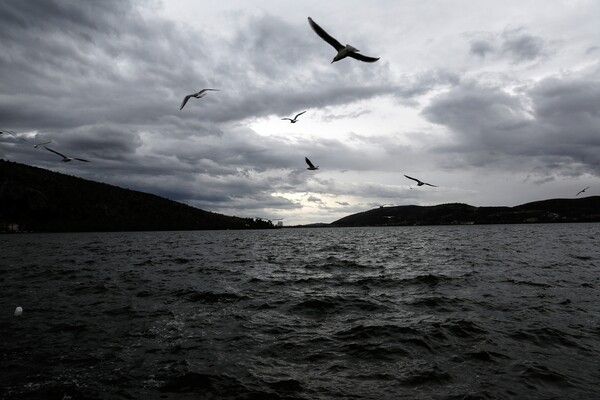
[331,197,600,227]
[0,159,273,232]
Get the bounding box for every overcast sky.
[1,0,599,225]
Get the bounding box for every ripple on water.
[170,288,249,304]
[289,295,388,315]
[1,225,599,399]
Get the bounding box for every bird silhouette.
[0,129,27,143]
[44,146,89,162]
[576,186,590,196]
[282,111,306,123]
[404,175,437,187]
[305,157,319,170]
[308,17,380,63]
[180,89,219,110]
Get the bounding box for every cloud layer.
[1,0,599,224]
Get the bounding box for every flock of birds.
[0,17,592,199]
[176,18,434,190]
[1,17,435,191]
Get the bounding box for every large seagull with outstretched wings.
[308,17,380,63]
[404,175,437,187]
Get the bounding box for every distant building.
[1,222,20,232]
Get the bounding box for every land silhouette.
[330,198,600,227]
[0,159,273,232]
[1,159,598,232]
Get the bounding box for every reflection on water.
[1,224,599,399]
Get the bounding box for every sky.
[1,0,599,225]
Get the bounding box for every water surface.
[1,224,599,399]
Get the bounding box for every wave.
[289,296,388,314]
[505,278,553,288]
[171,288,249,304]
[158,372,304,399]
[405,296,468,312]
[304,256,369,271]
[509,327,586,350]
[430,318,488,340]
[398,365,452,387]
[509,361,575,389]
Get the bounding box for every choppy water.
[1,224,599,399]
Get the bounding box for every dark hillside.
[0,159,271,232]
[331,197,600,227]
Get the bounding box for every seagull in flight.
[404,175,437,187]
[305,157,319,170]
[308,17,380,63]
[282,111,306,123]
[44,146,89,162]
[576,186,590,196]
[1,129,28,143]
[180,88,219,110]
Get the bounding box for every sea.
[1,224,599,400]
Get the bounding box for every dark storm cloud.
[422,82,531,145]
[467,27,550,63]
[394,69,461,103]
[423,71,600,176]
[0,0,218,132]
[528,74,600,167]
[0,0,424,149]
[70,128,387,214]
[469,39,495,58]
[0,0,445,136]
[501,28,548,63]
[307,195,323,203]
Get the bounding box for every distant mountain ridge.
[331,197,600,227]
[0,159,273,232]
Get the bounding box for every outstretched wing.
[180,94,193,110]
[308,17,343,51]
[348,52,380,63]
[74,158,90,162]
[33,141,52,148]
[197,88,219,96]
[0,129,28,143]
[424,183,437,187]
[404,174,420,183]
[44,146,67,159]
[294,110,307,120]
[281,118,293,121]
[305,157,316,169]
